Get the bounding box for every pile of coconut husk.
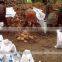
[6,2,61,27]
[15,30,36,43]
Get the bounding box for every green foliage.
[25,0,43,3]
[35,0,43,2]
[57,0,62,2]
[58,8,62,13]
[22,0,62,3]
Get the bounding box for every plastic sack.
[37,19,47,33]
[41,21,47,33]
[0,35,3,47]
[0,54,4,62]
[55,29,62,48]
[0,35,3,42]
[33,7,47,33]
[5,7,16,18]
[5,54,13,62]
[33,7,45,21]
[20,50,34,62]
[13,51,21,62]
[1,39,17,53]
[0,22,4,30]
[0,22,4,27]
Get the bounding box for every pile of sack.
[0,35,34,62]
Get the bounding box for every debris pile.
[16,31,35,43]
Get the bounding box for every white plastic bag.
[55,29,62,48]
[0,22,4,30]
[41,21,47,33]
[0,35,3,46]
[33,7,47,33]
[33,7,45,21]
[6,7,16,18]
[1,39,17,53]
[0,35,3,42]
[20,50,34,62]
[0,54,4,62]
[0,22,4,27]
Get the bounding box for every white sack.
[0,22,4,30]
[0,35,3,47]
[55,29,62,48]
[0,22,4,27]
[41,21,47,33]
[33,7,47,33]
[0,35,3,42]
[20,50,34,62]
[0,54,4,61]
[6,7,16,18]
[5,54,14,62]
[1,39,17,53]
[33,7,45,21]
